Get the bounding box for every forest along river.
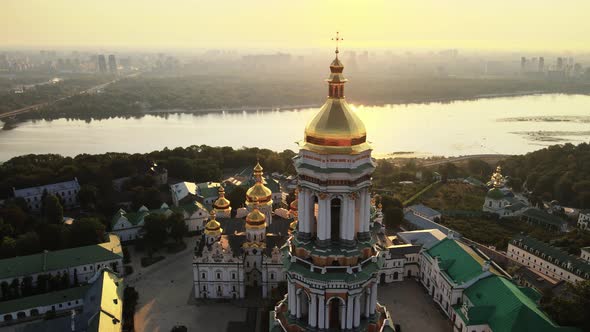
[1,93,590,161]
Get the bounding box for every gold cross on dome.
[332,32,343,54]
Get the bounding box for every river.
[1,94,589,161]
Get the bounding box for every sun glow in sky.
[3,0,589,51]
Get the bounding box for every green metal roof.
[511,235,590,277]
[0,284,90,313]
[462,276,579,332]
[521,208,567,228]
[0,235,123,280]
[426,238,485,284]
[110,209,148,228]
[486,188,505,200]
[197,182,221,199]
[172,201,206,215]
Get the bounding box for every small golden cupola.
[246,161,273,205]
[302,34,369,155]
[245,199,267,243]
[246,199,267,229]
[204,209,223,243]
[213,186,232,218]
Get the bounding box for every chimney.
[70,309,76,331]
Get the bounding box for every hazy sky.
[3,0,588,51]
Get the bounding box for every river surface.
[1,94,590,161]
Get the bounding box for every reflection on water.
[1,94,590,161]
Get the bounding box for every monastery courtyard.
[127,239,450,332]
[130,241,247,332]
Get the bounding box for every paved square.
[131,243,246,332]
[378,280,452,332]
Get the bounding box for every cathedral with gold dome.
[269,41,395,331]
[193,161,290,300]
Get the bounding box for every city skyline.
[3,0,590,51]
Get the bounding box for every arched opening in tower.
[328,297,344,329]
[330,197,341,241]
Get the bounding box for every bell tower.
[270,33,395,332]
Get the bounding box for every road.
[0,71,142,120]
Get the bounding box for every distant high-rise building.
[97,54,107,73]
[520,57,526,72]
[556,57,564,70]
[108,54,117,74]
[538,57,544,72]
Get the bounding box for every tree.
[542,280,590,331]
[123,286,139,331]
[1,281,9,300]
[42,194,63,224]
[60,272,70,290]
[143,214,168,256]
[0,218,14,239]
[384,207,404,231]
[507,177,523,192]
[15,232,41,256]
[168,213,187,243]
[467,159,492,178]
[38,224,69,251]
[380,195,403,209]
[69,218,106,247]
[0,236,17,258]
[227,186,247,216]
[78,184,99,210]
[20,276,33,297]
[0,205,28,234]
[35,274,50,294]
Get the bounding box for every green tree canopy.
[42,194,63,224]
[168,212,187,243]
[70,217,106,247]
[143,214,168,256]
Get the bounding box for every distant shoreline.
[137,91,578,116]
[2,91,588,123]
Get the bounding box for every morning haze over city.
[0,1,589,332]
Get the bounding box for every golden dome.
[303,99,369,154]
[253,161,263,173]
[246,181,272,203]
[301,54,370,155]
[204,210,223,236]
[213,186,231,210]
[246,204,266,229]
